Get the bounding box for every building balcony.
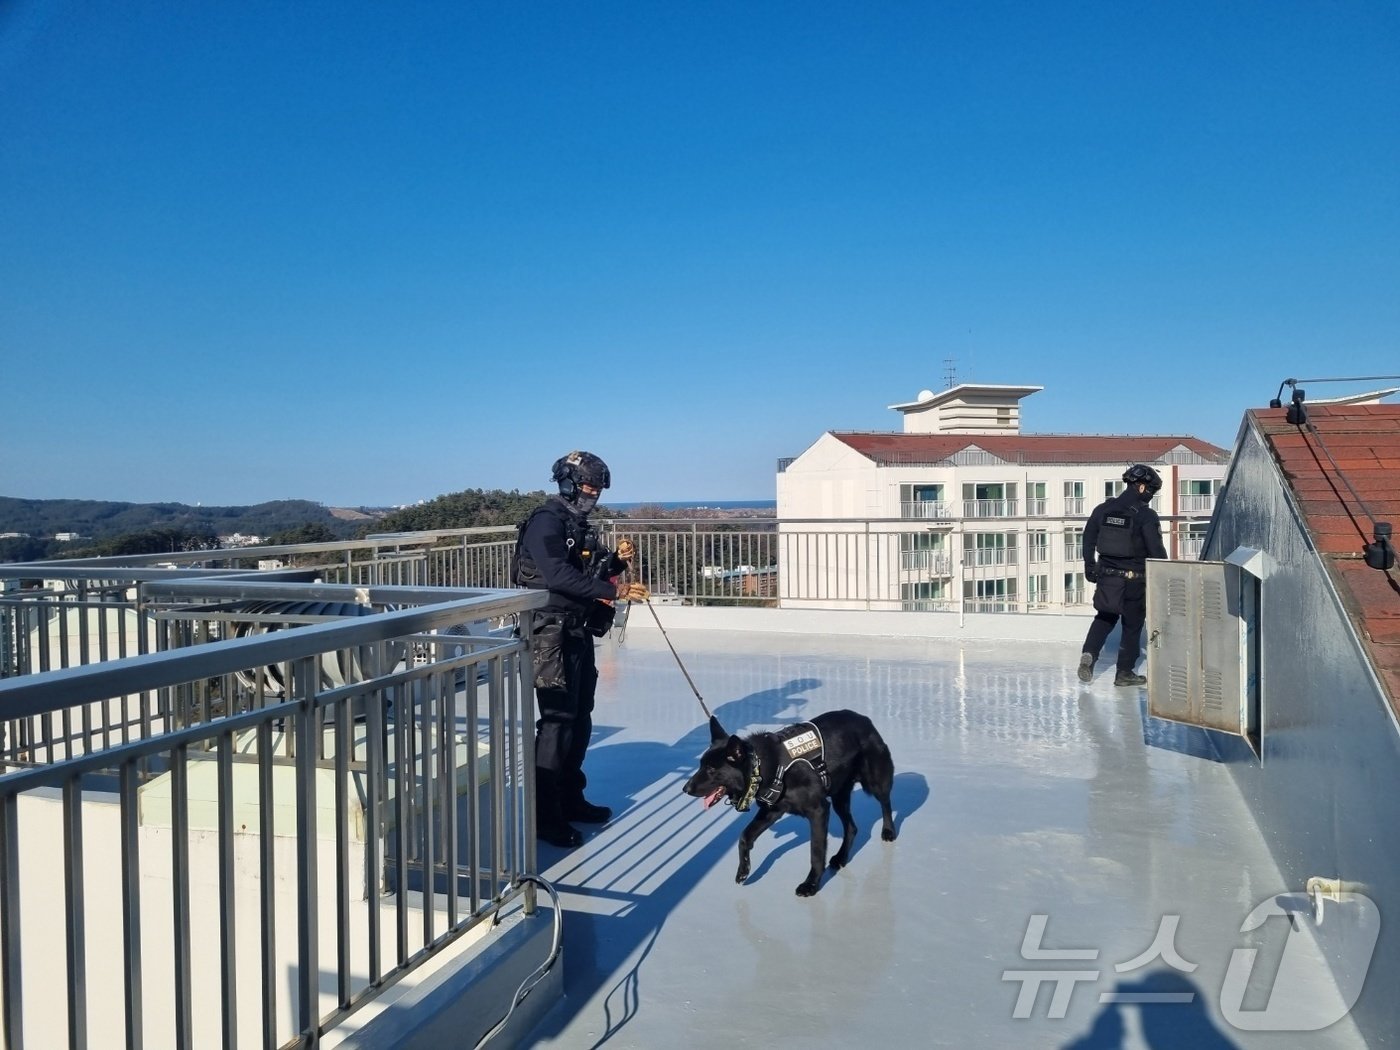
[1178,533,1207,560]
[1026,498,1049,517]
[900,500,955,521]
[1065,496,1087,516]
[899,549,952,575]
[968,548,1018,567]
[963,499,1019,518]
[1179,493,1217,513]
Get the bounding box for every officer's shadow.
[1061,971,1239,1049]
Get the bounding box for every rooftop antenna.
[943,358,957,390]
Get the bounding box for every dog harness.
[751,721,830,808]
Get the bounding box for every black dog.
[682,710,897,896]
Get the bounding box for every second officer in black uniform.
[1077,464,1167,687]
[512,450,649,848]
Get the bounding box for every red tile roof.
[1251,404,1400,713]
[831,432,1229,466]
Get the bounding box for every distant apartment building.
[775,384,1231,611]
[220,533,266,548]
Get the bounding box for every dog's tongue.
[703,787,725,809]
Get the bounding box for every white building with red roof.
[776,383,1230,611]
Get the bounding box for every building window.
[962,482,1018,518]
[1064,528,1085,562]
[1063,481,1085,517]
[1026,481,1047,517]
[900,483,949,520]
[964,576,1017,612]
[1177,523,1209,560]
[900,531,948,572]
[1028,530,1049,563]
[902,580,947,611]
[1028,574,1049,608]
[1064,571,1086,605]
[964,532,1018,566]
[1178,478,1219,513]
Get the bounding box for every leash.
[640,599,713,720]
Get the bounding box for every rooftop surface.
[524,622,1368,1049]
[1252,403,1400,714]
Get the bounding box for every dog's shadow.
[745,771,929,887]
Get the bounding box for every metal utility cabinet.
[1146,548,1265,747]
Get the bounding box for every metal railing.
[899,500,954,521]
[5,515,1171,671]
[1178,493,1216,513]
[0,575,545,1049]
[966,547,1018,567]
[899,550,953,575]
[1178,533,1207,560]
[963,499,1019,518]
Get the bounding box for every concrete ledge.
[329,906,561,1050]
[622,604,1088,643]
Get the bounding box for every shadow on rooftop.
[525,677,929,1047]
[1062,971,1240,1049]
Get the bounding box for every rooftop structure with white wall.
[776,383,1231,611]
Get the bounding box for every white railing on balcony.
[900,550,953,575]
[902,599,955,612]
[1026,498,1048,517]
[969,548,1018,567]
[1179,493,1216,513]
[1028,545,1050,563]
[900,500,954,520]
[964,600,1014,614]
[1178,534,1207,559]
[963,499,1018,518]
[1064,497,1086,516]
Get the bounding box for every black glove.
[1084,563,1099,583]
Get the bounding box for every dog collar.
[733,754,763,812]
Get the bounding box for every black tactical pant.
[1083,575,1147,673]
[532,616,598,812]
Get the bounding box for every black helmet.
[1122,464,1163,493]
[552,450,611,500]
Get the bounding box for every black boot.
[536,769,583,848]
[1114,670,1147,687]
[563,797,613,823]
[561,769,612,823]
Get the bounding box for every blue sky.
[3,2,1397,507]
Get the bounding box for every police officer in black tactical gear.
[1077,464,1168,687]
[512,451,650,848]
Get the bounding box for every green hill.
[0,497,382,561]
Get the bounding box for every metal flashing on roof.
[1225,546,1269,580]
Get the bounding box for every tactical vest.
[1096,503,1143,559]
[511,503,587,590]
[755,721,831,807]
